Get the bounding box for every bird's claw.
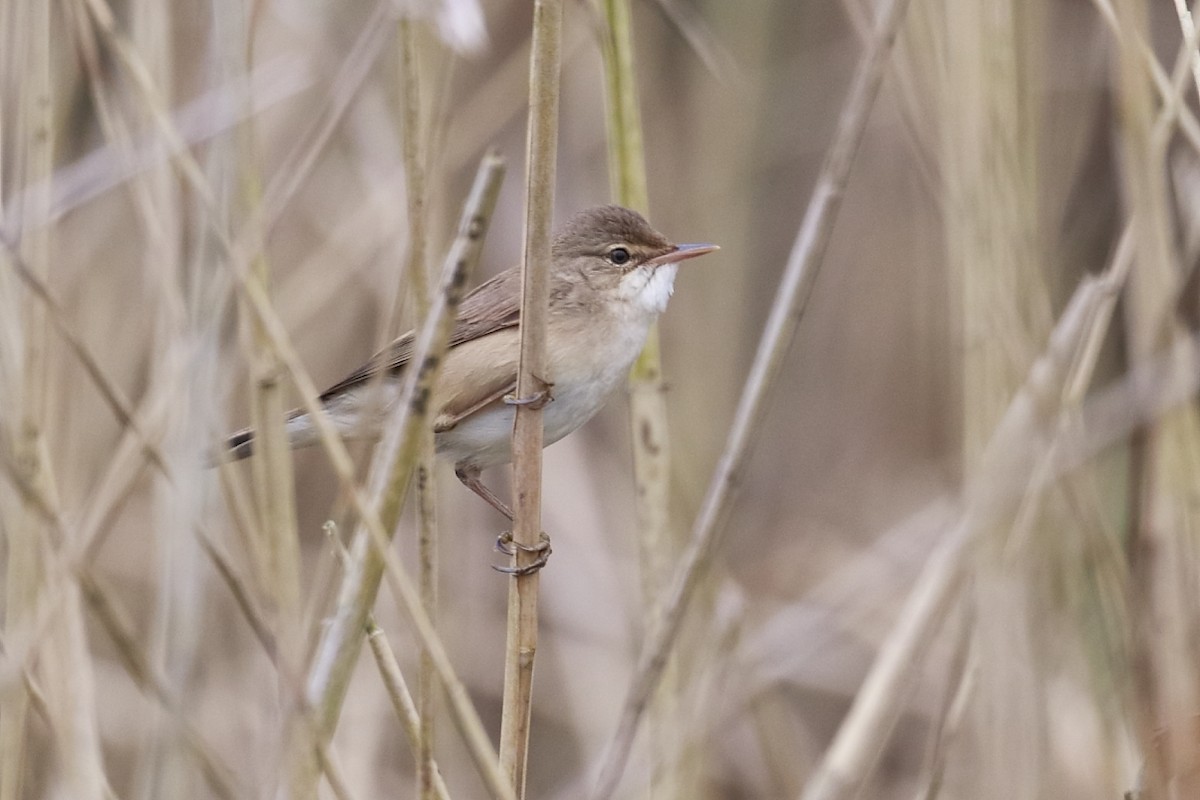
[492,531,552,576]
[504,376,554,409]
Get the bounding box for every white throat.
[620,263,679,314]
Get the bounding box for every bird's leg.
[455,465,513,520]
[454,464,553,575]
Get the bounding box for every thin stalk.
[414,430,439,799]
[397,18,439,800]
[1,1,105,797]
[1113,1,1200,795]
[0,2,51,797]
[366,623,453,800]
[398,17,430,324]
[241,152,303,660]
[599,1,685,796]
[222,19,306,800]
[241,101,307,800]
[937,5,1050,797]
[499,1,562,794]
[590,0,914,795]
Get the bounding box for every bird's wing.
[430,330,521,432]
[318,268,521,402]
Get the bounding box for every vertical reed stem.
[397,17,439,800]
[499,0,562,794]
[599,1,685,796]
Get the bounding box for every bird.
[222,205,717,551]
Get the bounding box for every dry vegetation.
[3,0,1200,798]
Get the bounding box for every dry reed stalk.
[940,0,1049,462]
[399,18,431,325]
[241,188,303,661]
[0,4,47,797]
[499,1,561,794]
[842,0,940,200]
[1,2,108,797]
[365,622,453,800]
[1112,1,1200,795]
[239,92,308,800]
[108,2,199,796]
[598,1,687,796]
[436,22,588,179]
[590,0,914,795]
[396,19,440,799]
[937,5,1051,798]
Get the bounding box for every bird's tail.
[213,410,325,466]
[225,428,256,461]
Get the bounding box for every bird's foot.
[504,376,554,409]
[493,530,552,576]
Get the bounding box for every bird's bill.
[646,243,720,267]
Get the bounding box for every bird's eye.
[608,247,631,266]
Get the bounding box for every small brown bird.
[224,205,717,523]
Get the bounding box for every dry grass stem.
[591,0,914,794]
[396,19,440,800]
[0,20,49,800]
[1113,1,1200,794]
[366,623,454,800]
[599,0,687,795]
[499,0,562,794]
[236,82,309,800]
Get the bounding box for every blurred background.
[2,0,1198,798]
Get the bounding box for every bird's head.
[551,205,718,314]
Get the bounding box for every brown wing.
[319,266,521,402]
[430,329,521,432]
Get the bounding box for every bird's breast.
[436,307,656,470]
